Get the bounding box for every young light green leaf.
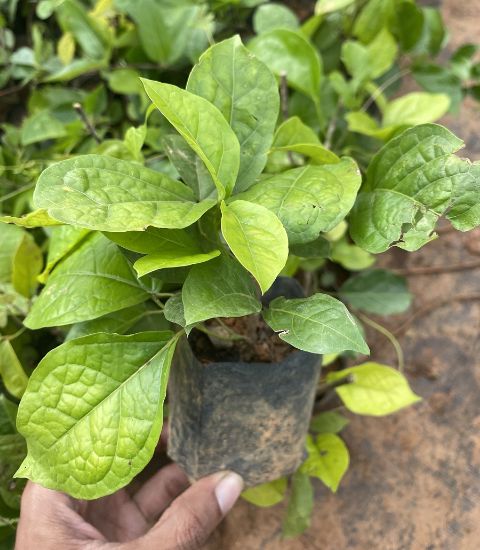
[253,4,298,34]
[12,232,43,298]
[24,234,149,329]
[187,36,279,192]
[221,200,288,294]
[310,411,349,434]
[339,269,412,315]
[349,124,480,253]
[263,294,369,354]
[39,226,90,283]
[248,29,322,103]
[327,363,421,416]
[237,159,361,244]
[0,210,63,228]
[382,92,450,128]
[342,28,397,87]
[33,154,214,231]
[242,478,287,507]
[0,225,24,284]
[182,254,262,325]
[315,0,355,14]
[330,238,376,271]
[301,434,349,492]
[16,332,176,499]
[134,250,220,277]
[282,472,313,538]
[141,78,241,198]
[0,340,29,399]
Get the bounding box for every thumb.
[141,471,244,550]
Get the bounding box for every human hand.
[16,465,243,550]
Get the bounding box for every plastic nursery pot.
[168,278,322,487]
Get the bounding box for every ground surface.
[205,2,480,548]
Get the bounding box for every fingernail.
[214,472,244,515]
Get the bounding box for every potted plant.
[1,0,480,541]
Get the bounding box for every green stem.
[1,327,26,342]
[357,312,404,372]
[196,323,246,343]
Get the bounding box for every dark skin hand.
[16,465,244,550]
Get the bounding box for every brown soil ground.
[203,1,480,548]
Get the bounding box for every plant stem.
[73,102,101,143]
[316,374,354,398]
[357,312,405,372]
[196,323,246,343]
[1,327,26,342]
[361,68,410,112]
[215,318,253,343]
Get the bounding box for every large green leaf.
[301,434,349,492]
[248,29,322,103]
[187,36,279,192]
[24,234,149,329]
[349,124,480,253]
[282,472,313,538]
[221,200,288,294]
[182,254,262,325]
[242,478,287,507]
[263,294,369,354]
[141,79,240,198]
[34,155,214,232]
[237,159,361,244]
[0,341,28,399]
[16,332,176,499]
[11,232,43,298]
[339,269,412,315]
[105,228,221,277]
[327,363,421,416]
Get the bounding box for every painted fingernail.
[214,472,244,515]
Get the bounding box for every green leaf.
[24,234,149,329]
[330,238,375,271]
[248,29,322,103]
[0,395,17,436]
[56,0,110,60]
[315,0,355,14]
[242,477,287,507]
[182,254,262,325]
[20,110,67,146]
[11,232,43,298]
[16,332,176,499]
[33,154,215,231]
[282,472,313,538]
[339,269,412,315]
[141,79,240,198]
[44,59,108,83]
[237,159,361,244]
[253,4,298,34]
[0,340,28,399]
[39,226,90,283]
[115,0,207,65]
[66,303,153,341]
[353,0,395,43]
[221,200,288,294]
[134,250,220,277]
[0,210,63,228]
[327,363,421,416]
[349,124,480,253]
[342,28,397,87]
[163,294,188,329]
[382,92,450,128]
[301,434,349,492]
[263,294,369,354]
[187,36,279,192]
[290,236,330,259]
[310,411,349,434]
[162,134,216,201]
[0,226,24,284]
[105,227,221,276]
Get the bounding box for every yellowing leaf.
[301,434,349,492]
[57,32,75,65]
[242,478,287,507]
[0,340,28,399]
